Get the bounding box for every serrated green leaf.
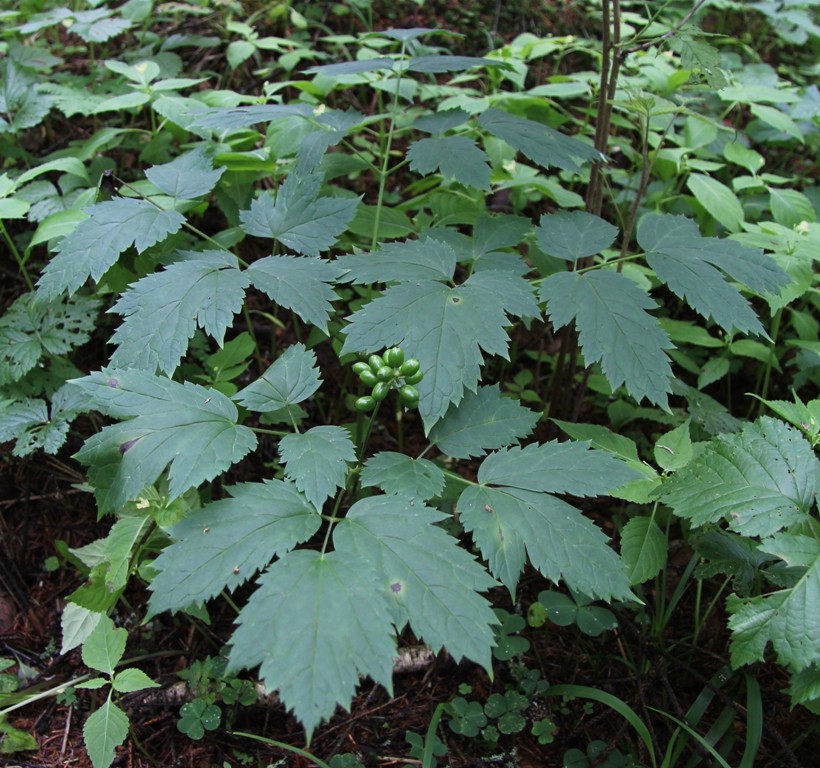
[112,668,158,693]
[787,664,820,709]
[71,9,131,43]
[83,694,129,768]
[72,369,256,514]
[37,199,185,298]
[337,235,457,284]
[279,426,356,510]
[2,382,85,456]
[750,103,803,141]
[768,187,815,229]
[638,213,791,337]
[228,549,396,741]
[334,496,498,670]
[360,452,445,501]
[458,484,632,600]
[667,29,727,89]
[82,615,126,675]
[61,604,103,654]
[109,251,249,374]
[0,60,53,133]
[247,255,343,333]
[144,146,224,199]
[429,385,539,459]
[191,103,312,131]
[478,441,639,497]
[478,108,604,173]
[660,417,819,538]
[407,55,503,73]
[727,536,819,672]
[343,270,538,430]
[686,174,744,232]
[235,343,321,414]
[0,292,100,384]
[414,108,470,135]
[101,515,150,592]
[148,479,319,614]
[473,214,532,261]
[541,270,674,407]
[407,136,491,190]
[535,211,618,263]
[620,516,667,585]
[240,168,359,256]
[692,530,770,597]
[304,58,395,76]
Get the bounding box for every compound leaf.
[109,251,249,374]
[458,484,632,601]
[407,136,491,190]
[535,211,618,263]
[228,549,396,741]
[240,168,359,256]
[478,108,604,173]
[428,385,539,459]
[360,452,445,501]
[638,213,791,337]
[541,270,674,407]
[336,235,457,284]
[37,199,185,298]
[235,343,321,414]
[84,695,129,768]
[72,369,256,514]
[334,495,498,671]
[247,255,343,334]
[406,55,503,73]
[0,292,100,384]
[148,479,320,615]
[727,535,820,672]
[343,270,537,430]
[279,426,356,511]
[659,417,819,538]
[144,145,224,199]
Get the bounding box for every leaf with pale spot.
[72,369,256,514]
[148,479,320,615]
[334,496,498,671]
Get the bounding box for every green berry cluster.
[352,347,423,412]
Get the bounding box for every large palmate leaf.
[228,549,396,740]
[334,496,498,670]
[428,385,539,459]
[478,108,604,173]
[72,369,256,514]
[638,213,791,337]
[540,270,674,407]
[343,269,538,430]
[360,452,445,501]
[727,535,820,674]
[109,251,249,374]
[37,199,185,298]
[659,417,819,538]
[235,343,321,415]
[336,235,457,284]
[535,211,618,263]
[457,442,637,598]
[247,255,343,333]
[0,292,100,384]
[144,146,224,199]
[278,426,356,511]
[407,136,491,190]
[148,479,319,615]
[239,167,359,256]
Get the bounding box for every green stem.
[754,307,782,417]
[1,221,34,291]
[230,731,334,768]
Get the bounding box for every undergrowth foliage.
[0,1,819,765]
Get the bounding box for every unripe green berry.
[358,369,378,387]
[399,358,420,377]
[384,347,405,367]
[399,385,419,408]
[404,370,423,385]
[355,395,376,412]
[371,381,390,402]
[376,365,395,382]
[351,361,370,375]
[368,354,385,372]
